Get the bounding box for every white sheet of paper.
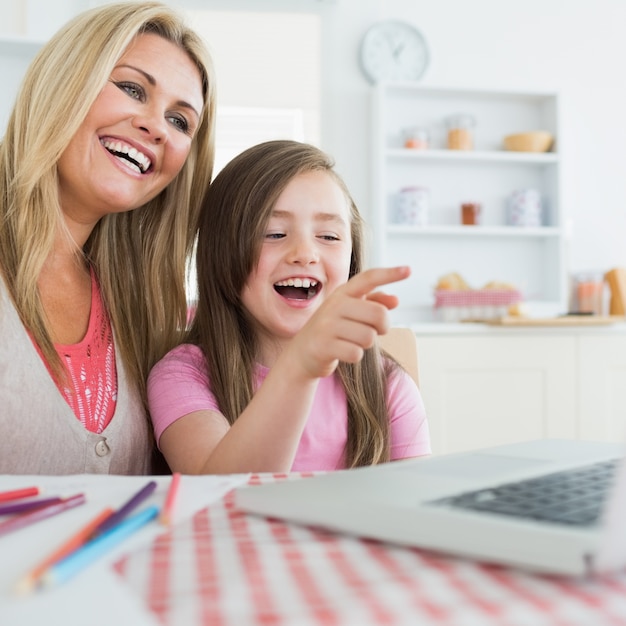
[0,473,249,626]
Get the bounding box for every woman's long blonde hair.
[0,2,217,407]
[189,140,395,468]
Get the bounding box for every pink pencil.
[0,493,86,537]
[0,486,40,503]
[160,473,181,526]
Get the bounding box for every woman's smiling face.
[57,33,204,226]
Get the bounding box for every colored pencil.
[90,480,157,537]
[0,493,85,537]
[0,486,40,503]
[41,505,159,588]
[0,496,63,517]
[159,472,181,526]
[15,506,114,595]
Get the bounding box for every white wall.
[321,0,626,279]
[3,0,626,277]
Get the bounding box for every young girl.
[148,140,430,473]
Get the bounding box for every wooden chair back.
[378,327,419,386]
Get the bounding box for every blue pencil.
[41,505,159,588]
[90,480,157,537]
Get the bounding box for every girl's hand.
[288,266,411,380]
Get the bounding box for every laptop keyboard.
[430,459,619,527]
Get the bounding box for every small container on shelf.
[445,113,475,150]
[572,272,605,315]
[461,202,481,225]
[402,126,429,150]
[507,188,542,227]
[394,186,429,226]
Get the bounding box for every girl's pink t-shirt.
[148,344,430,471]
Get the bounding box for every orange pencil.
[0,486,40,503]
[15,506,114,595]
[160,472,181,526]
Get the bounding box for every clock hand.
[385,33,404,59]
[392,42,405,59]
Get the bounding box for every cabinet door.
[416,334,577,455]
[578,335,626,443]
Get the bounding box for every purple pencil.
[90,480,157,537]
[0,497,63,517]
[0,494,86,537]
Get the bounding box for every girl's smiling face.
[57,33,204,228]
[240,169,353,359]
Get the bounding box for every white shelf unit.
[371,82,566,323]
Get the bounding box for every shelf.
[386,225,561,238]
[379,81,559,102]
[386,148,558,165]
[371,83,566,322]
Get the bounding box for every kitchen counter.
[409,318,626,335]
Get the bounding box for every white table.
[3,473,626,626]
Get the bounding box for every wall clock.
[359,20,429,84]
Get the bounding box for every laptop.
[234,439,626,577]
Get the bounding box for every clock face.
[360,20,429,84]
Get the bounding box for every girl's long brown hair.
[189,140,397,467]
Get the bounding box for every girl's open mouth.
[274,278,320,300]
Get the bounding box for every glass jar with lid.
[445,114,475,150]
[402,126,429,150]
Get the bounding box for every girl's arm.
[158,266,410,474]
[386,367,431,461]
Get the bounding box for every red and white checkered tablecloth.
[113,474,626,626]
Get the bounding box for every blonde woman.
[149,140,430,474]
[0,2,216,474]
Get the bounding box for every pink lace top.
[36,270,118,433]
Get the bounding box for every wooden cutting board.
[487,315,624,326]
